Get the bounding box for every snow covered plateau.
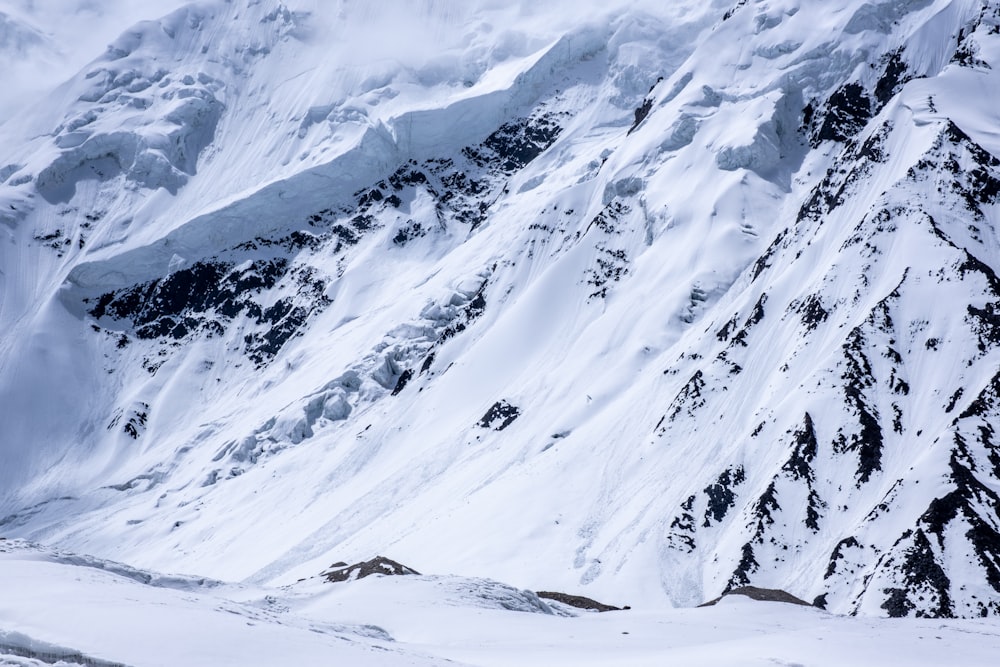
[3,0,1000,663]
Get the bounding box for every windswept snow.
[1,540,999,666]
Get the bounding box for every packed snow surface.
[2,540,999,666]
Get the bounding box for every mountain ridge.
[2,0,1000,618]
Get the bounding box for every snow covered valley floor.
[1,540,997,667]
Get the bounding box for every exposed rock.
[477,400,521,431]
[700,586,813,607]
[536,591,626,612]
[813,83,871,144]
[322,556,420,583]
[628,98,653,134]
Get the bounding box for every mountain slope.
[2,0,1000,619]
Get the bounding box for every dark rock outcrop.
[700,586,813,607]
[536,591,625,612]
[322,556,420,583]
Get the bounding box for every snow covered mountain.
[3,0,1000,622]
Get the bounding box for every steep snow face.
[2,0,1000,620]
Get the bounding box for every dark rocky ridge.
[83,108,568,371]
[536,591,625,612]
[700,586,813,607]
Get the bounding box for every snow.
[2,540,998,667]
[2,0,1000,638]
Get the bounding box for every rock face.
[2,0,1000,619]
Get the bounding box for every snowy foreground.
[0,541,996,667]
